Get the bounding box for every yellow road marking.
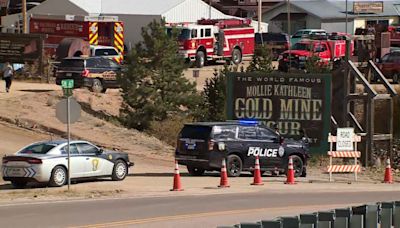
[70,203,348,228]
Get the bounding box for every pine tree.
[119,19,200,130]
[246,44,274,73]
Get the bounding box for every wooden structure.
[327,133,362,182]
[332,60,397,166]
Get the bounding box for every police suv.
[175,121,309,177]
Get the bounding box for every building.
[206,0,281,18]
[1,0,267,47]
[262,0,400,34]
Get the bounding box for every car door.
[256,127,282,168]
[380,53,394,77]
[61,143,86,178]
[237,125,265,169]
[76,142,104,177]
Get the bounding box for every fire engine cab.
[171,18,255,68]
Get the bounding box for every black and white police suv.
[175,120,309,177]
[2,140,133,188]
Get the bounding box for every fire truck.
[29,14,124,61]
[172,18,255,68]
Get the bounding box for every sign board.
[56,98,81,124]
[353,1,383,14]
[0,33,44,63]
[336,128,355,151]
[61,79,74,89]
[226,73,331,153]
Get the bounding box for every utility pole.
[209,0,212,19]
[22,0,27,33]
[345,0,348,34]
[258,0,262,33]
[287,0,291,72]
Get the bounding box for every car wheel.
[187,166,205,176]
[231,48,242,65]
[226,155,242,177]
[393,73,399,84]
[195,51,205,68]
[287,155,304,178]
[112,160,128,181]
[91,78,104,93]
[49,166,67,187]
[11,180,27,189]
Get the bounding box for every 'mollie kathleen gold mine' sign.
[226,73,331,153]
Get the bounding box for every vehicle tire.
[231,48,242,65]
[91,78,104,93]
[49,166,67,187]
[287,155,304,178]
[11,180,27,189]
[187,166,205,176]
[195,51,205,68]
[393,73,399,84]
[226,154,242,177]
[112,160,128,181]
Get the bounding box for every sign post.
[56,79,81,190]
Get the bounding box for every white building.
[2,0,267,47]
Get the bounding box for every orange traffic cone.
[384,158,393,184]
[285,156,296,185]
[219,159,230,188]
[251,156,264,185]
[170,160,184,191]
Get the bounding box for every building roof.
[70,0,186,15]
[267,0,400,20]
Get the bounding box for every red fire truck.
[29,14,124,59]
[171,18,255,68]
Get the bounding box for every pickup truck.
[278,38,353,72]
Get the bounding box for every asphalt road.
[1,191,400,228]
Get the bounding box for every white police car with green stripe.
[2,140,134,188]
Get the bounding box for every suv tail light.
[27,158,42,164]
[208,140,215,151]
[81,69,90,77]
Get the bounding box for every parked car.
[2,140,134,188]
[290,29,327,46]
[175,120,310,177]
[55,56,123,93]
[375,51,400,83]
[255,32,290,59]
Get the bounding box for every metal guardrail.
[217,201,400,228]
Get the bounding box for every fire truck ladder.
[331,60,397,166]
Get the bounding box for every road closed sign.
[336,128,354,151]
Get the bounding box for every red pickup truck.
[278,37,353,72]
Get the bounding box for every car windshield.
[19,143,56,154]
[167,28,191,40]
[94,49,118,56]
[60,59,84,68]
[293,43,312,50]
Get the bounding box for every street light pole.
[287,0,291,72]
[345,0,348,34]
[209,0,212,19]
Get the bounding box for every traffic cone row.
[285,156,296,185]
[384,158,393,184]
[171,156,302,191]
[251,156,263,185]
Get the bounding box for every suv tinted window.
[60,59,84,68]
[86,58,107,68]
[212,125,237,140]
[257,127,277,140]
[94,48,118,56]
[238,126,257,140]
[180,125,211,139]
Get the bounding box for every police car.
[2,140,133,188]
[175,121,309,177]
